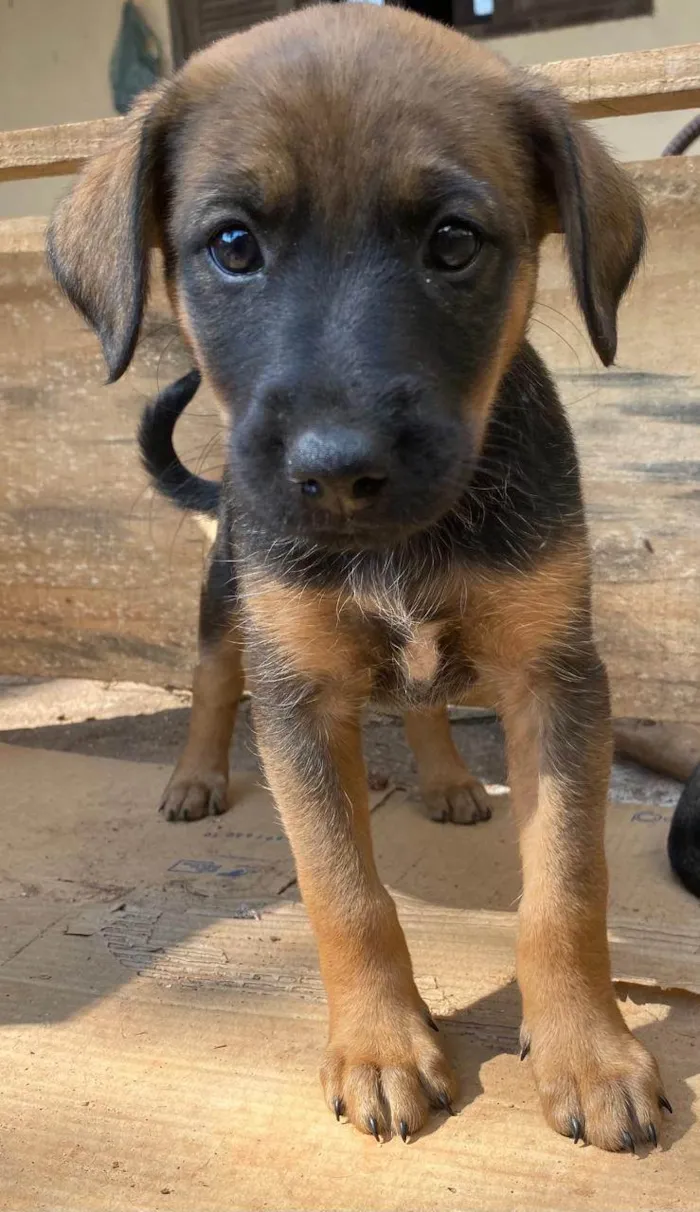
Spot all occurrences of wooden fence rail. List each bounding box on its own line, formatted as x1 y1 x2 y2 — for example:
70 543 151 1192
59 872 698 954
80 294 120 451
1 42 700 183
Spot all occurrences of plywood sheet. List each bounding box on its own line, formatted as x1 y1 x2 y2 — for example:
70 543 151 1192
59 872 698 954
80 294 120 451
0 743 699 1211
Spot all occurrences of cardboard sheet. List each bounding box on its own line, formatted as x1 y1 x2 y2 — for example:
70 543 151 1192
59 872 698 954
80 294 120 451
0 743 698 1211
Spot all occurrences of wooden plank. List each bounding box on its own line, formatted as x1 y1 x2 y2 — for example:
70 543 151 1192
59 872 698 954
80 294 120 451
0 160 698 717
534 41 700 119
1 42 700 183
613 720 700 782
0 116 121 184
530 164 700 722
0 216 49 254
1 746 699 1211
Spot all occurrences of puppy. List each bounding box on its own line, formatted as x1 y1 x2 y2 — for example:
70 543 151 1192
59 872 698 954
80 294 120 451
48 4 669 1150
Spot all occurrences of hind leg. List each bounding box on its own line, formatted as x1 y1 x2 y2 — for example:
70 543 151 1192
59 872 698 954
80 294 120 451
404 705 492 825
160 530 244 822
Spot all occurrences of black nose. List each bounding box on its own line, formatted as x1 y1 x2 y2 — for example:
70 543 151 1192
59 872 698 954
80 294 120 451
286 427 387 514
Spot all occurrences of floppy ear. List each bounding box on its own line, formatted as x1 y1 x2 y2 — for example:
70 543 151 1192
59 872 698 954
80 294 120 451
46 84 172 382
519 82 645 366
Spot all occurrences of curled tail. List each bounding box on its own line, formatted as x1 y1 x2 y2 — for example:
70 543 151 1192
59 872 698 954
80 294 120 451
138 369 220 517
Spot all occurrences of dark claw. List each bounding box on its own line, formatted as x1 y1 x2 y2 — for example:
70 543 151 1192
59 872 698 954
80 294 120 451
333 1097 343 1122
438 1093 455 1116
659 1096 673 1115
427 1014 439 1032
570 1117 583 1145
621 1131 636 1154
520 1040 530 1062
647 1123 658 1148
368 1115 381 1142
399 1120 409 1143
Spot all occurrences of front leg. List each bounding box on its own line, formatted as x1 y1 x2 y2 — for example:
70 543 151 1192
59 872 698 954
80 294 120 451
501 639 668 1151
251 649 456 1139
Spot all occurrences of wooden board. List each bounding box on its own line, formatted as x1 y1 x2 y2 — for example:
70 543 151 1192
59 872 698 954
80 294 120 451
1 743 699 1211
1 41 699 184
0 159 698 718
0 116 121 184
532 42 700 119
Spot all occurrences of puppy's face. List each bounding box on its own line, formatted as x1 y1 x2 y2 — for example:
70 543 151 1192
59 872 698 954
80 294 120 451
48 5 644 551
172 20 536 548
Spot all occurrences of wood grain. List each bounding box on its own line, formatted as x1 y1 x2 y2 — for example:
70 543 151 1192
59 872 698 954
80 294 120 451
0 117 122 184
2 741 697 1212
613 720 700 782
0 161 698 718
1 42 700 183
534 41 700 119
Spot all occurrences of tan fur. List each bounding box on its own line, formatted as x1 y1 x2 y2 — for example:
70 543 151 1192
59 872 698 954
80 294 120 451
256 703 456 1136
404 705 492 825
402 623 442 684
159 620 245 822
467 544 590 672
499 673 664 1151
241 569 370 689
467 261 539 450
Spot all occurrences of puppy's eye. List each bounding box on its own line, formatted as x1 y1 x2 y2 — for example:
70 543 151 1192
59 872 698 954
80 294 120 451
427 221 481 274
209 226 263 275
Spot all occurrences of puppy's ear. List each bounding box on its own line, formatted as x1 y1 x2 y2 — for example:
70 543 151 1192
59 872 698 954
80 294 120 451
519 82 645 366
47 85 172 382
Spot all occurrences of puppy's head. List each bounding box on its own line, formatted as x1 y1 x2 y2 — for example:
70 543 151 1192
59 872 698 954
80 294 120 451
48 4 644 550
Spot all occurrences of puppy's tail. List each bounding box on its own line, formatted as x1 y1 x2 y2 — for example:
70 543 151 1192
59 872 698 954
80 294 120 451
138 369 220 517
668 762 700 898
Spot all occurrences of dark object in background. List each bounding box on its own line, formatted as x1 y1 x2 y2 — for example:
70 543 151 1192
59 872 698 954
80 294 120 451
661 112 700 897
453 0 652 39
668 763 700 898
110 1 163 115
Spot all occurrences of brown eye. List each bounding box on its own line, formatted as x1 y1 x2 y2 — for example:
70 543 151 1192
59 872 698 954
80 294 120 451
427 221 481 273
209 226 263 275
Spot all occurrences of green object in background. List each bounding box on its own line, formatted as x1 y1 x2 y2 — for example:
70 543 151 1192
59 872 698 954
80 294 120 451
109 1 163 115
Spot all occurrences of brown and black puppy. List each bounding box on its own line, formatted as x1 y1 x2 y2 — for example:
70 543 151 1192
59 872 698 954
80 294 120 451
48 4 670 1151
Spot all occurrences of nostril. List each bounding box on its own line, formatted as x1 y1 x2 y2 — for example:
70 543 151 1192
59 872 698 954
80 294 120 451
352 475 386 501
300 478 323 498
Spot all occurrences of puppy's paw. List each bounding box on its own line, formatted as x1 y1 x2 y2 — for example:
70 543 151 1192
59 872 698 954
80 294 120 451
159 770 229 822
321 1002 456 1141
421 775 492 825
523 1014 668 1152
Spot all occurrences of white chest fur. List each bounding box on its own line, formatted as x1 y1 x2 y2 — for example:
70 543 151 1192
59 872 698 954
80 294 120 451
401 621 443 684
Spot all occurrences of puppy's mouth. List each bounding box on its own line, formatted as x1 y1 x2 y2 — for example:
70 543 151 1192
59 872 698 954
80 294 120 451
300 510 415 551
280 466 475 552
230 409 477 552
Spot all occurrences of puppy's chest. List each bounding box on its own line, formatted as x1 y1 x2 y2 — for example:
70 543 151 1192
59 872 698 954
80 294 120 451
357 591 477 708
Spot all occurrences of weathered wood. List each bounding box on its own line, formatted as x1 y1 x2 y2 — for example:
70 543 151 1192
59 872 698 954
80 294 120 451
1 42 700 183
533 41 700 119
613 720 700 783
529 161 700 722
2 744 698 1211
0 160 698 718
0 216 49 255
0 117 122 184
